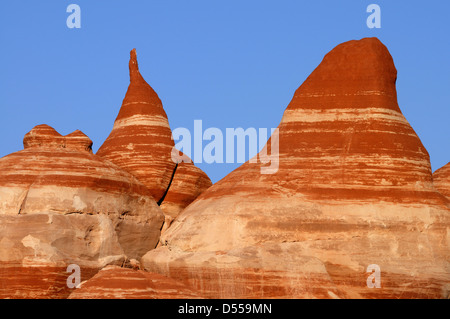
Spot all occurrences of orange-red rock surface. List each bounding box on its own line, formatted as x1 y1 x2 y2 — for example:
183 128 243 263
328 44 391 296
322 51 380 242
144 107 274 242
0 125 164 298
96 49 211 218
433 163 450 199
68 265 202 299
142 38 450 298
97 49 176 203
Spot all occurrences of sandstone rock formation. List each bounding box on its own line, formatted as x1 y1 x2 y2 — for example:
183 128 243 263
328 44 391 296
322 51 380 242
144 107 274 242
97 49 177 203
97 49 211 221
68 265 202 299
0 48 214 298
0 125 164 298
433 163 450 199
142 38 450 298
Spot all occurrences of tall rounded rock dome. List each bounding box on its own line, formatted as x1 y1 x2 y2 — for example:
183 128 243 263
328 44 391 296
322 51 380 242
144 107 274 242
142 38 450 299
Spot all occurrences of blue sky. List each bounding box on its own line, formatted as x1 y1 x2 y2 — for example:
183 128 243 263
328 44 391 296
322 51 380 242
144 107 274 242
1 1 449 183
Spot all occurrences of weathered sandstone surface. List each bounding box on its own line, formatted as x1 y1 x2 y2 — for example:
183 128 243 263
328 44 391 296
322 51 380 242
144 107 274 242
68 265 202 299
142 38 450 298
0 125 164 298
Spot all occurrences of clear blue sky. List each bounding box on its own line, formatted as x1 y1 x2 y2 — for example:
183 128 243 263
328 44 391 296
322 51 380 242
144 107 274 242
1 1 449 183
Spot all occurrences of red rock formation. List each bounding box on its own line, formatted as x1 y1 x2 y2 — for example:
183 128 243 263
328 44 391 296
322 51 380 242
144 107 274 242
68 265 202 299
97 49 176 203
142 38 450 298
96 49 212 224
433 163 450 199
0 125 164 298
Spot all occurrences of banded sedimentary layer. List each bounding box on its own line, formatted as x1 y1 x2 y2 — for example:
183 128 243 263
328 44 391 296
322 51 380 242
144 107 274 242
0 125 164 298
68 265 202 299
433 163 450 199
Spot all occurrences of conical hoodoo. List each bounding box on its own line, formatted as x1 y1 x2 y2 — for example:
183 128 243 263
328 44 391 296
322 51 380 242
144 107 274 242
97 49 177 203
97 49 212 220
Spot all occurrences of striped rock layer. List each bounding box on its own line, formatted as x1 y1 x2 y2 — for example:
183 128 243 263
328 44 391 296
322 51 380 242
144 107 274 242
433 163 450 199
0 125 164 298
68 265 202 299
142 38 450 298
97 49 212 219
97 49 176 203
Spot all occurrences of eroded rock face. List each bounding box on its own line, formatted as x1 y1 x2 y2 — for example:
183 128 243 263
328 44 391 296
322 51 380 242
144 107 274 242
142 38 450 298
0 214 120 298
433 163 450 199
97 49 176 203
0 125 164 298
68 265 202 299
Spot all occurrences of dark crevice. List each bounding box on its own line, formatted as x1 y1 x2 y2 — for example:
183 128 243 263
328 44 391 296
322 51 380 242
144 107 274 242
157 163 178 206
18 174 40 214
18 188 29 215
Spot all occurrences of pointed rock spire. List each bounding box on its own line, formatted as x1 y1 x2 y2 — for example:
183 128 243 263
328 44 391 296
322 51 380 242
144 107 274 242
129 48 142 82
97 49 176 202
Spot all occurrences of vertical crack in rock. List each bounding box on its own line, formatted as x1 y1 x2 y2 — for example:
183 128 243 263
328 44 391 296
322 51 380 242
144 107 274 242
157 163 178 206
18 174 41 215
18 188 29 215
